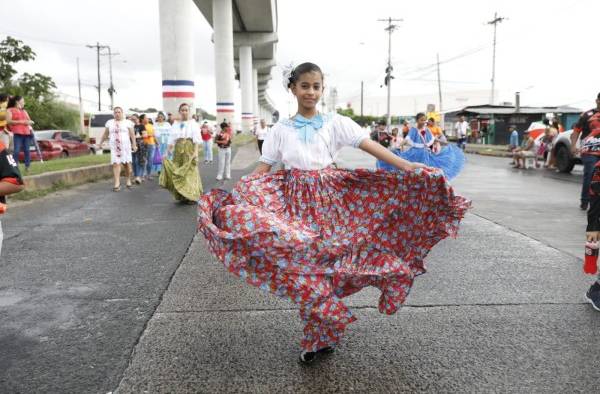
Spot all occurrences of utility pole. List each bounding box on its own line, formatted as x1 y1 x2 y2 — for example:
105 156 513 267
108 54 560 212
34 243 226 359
86 42 103 110
436 53 443 130
487 12 506 105
76 58 84 135
101 47 119 110
378 17 402 128
360 80 364 117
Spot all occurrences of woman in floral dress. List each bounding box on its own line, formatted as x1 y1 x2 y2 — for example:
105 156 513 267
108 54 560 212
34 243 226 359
198 63 470 364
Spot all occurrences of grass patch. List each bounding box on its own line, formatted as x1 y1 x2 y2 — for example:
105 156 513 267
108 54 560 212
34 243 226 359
10 180 71 201
232 133 256 147
20 154 111 176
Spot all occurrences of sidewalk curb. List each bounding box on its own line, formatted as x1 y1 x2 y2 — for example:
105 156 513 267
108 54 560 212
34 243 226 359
23 163 113 191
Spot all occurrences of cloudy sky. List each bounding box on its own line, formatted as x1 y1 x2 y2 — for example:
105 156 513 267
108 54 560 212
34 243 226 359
5 0 600 118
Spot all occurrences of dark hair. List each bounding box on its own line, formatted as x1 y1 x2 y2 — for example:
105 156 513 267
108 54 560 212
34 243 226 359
113 106 123 112
377 119 387 126
0 93 8 103
416 112 426 121
157 111 165 119
287 62 324 88
542 119 550 126
597 92 600 99
220 121 229 129
8 95 23 108
138 114 146 121
428 117 435 122
178 102 189 112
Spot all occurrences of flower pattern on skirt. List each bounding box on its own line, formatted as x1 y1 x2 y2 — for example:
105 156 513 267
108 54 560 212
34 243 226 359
197 167 470 351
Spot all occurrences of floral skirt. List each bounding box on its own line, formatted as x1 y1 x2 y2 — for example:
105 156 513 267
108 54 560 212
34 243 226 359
159 139 202 201
377 146 466 180
197 167 470 351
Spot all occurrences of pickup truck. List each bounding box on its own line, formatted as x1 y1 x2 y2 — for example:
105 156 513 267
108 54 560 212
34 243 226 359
552 129 581 173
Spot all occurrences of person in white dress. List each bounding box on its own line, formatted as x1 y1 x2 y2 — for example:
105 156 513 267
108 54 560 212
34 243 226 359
100 107 137 191
254 118 269 154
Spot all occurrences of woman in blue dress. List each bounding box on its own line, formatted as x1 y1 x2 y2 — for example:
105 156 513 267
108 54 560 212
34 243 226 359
377 112 465 180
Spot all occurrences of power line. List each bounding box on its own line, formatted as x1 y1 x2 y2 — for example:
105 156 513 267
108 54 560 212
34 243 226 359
0 31 86 47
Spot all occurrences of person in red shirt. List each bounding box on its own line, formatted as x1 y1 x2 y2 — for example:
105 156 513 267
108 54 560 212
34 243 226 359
6 96 34 172
571 92 600 210
214 121 232 180
0 140 24 255
200 121 213 163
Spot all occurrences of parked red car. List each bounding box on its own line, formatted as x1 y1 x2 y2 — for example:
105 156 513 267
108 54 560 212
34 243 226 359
36 130 95 157
17 138 63 162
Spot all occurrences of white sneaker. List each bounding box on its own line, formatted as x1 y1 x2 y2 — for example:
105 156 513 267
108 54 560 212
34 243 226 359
225 176 231 180
216 175 223 181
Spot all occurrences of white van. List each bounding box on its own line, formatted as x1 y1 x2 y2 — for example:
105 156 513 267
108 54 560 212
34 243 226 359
88 112 115 152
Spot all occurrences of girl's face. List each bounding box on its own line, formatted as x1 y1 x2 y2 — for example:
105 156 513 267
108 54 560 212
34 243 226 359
179 105 189 120
417 116 427 128
291 71 323 113
156 114 165 123
17 98 25 108
114 107 123 120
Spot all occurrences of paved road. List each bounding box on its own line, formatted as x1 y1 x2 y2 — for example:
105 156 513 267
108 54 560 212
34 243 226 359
0 145 255 393
2 145 599 393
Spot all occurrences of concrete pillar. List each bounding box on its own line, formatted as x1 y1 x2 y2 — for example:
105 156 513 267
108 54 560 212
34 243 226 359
213 0 235 124
239 46 253 133
158 0 195 115
252 68 259 129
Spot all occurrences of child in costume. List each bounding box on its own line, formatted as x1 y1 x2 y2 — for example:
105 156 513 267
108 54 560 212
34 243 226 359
377 112 465 180
197 63 470 364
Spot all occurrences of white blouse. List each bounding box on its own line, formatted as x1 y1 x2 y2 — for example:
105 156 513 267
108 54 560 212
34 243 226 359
169 120 201 145
259 113 368 170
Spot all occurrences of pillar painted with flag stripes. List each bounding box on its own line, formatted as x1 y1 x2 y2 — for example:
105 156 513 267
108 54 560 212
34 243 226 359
239 45 253 133
158 0 195 115
213 0 235 125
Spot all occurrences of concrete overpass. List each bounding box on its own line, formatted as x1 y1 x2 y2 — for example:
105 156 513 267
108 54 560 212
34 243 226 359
158 0 278 131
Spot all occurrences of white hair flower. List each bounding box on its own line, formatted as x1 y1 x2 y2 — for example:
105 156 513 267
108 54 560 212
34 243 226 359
281 62 295 91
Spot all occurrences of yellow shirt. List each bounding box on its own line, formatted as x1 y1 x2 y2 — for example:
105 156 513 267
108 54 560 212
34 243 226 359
429 125 442 137
0 102 7 129
143 124 156 145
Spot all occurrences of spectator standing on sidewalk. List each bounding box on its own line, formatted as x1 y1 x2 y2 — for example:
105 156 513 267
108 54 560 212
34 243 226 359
99 107 137 191
0 94 10 148
200 121 213 163
508 125 519 165
254 118 269 154
0 138 23 256
454 115 469 151
6 96 34 173
215 121 232 180
571 93 600 210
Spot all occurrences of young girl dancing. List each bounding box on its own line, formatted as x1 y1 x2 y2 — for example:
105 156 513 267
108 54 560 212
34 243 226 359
377 112 465 180
198 63 470 364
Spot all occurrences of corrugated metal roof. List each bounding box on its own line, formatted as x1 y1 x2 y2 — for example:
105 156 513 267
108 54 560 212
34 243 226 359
459 104 581 115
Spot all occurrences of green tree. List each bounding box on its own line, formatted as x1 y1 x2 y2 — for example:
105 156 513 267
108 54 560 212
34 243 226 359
0 36 79 132
18 72 56 100
0 36 35 85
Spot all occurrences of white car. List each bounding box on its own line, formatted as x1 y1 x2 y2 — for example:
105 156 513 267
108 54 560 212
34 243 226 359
552 129 581 173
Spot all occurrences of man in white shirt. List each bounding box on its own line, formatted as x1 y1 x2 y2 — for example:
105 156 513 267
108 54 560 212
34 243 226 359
254 119 269 154
454 115 469 150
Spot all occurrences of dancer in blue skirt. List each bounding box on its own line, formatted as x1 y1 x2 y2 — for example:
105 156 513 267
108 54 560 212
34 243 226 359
377 112 465 180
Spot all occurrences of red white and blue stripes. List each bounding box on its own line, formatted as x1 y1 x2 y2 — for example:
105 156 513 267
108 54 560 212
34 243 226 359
217 102 235 115
162 80 195 99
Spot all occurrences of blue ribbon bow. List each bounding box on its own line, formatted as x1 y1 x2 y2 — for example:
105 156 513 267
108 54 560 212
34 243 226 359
293 114 323 144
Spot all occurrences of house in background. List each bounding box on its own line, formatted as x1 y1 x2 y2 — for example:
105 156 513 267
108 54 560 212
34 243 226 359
444 104 582 145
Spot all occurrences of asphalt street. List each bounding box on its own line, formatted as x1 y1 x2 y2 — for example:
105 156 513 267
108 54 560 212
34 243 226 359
2 143 599 393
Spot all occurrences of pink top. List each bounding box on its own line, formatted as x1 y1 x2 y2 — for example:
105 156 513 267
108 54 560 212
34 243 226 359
8 108 30 135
